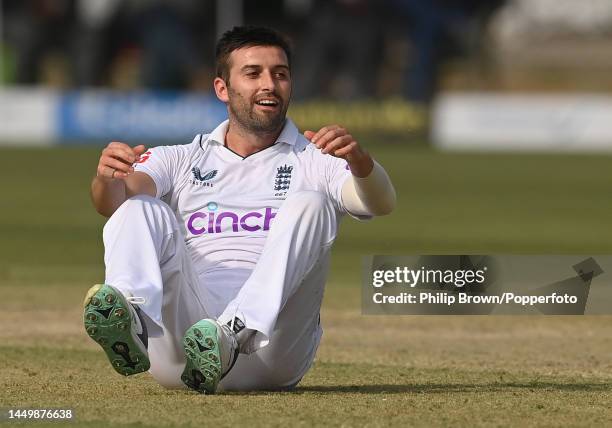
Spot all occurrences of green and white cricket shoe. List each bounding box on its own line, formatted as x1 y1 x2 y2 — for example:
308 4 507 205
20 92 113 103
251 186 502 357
83 284 150 376
181 319 239 394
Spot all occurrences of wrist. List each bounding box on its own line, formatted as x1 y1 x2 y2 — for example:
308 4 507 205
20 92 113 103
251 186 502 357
346 149 374 178
95 175 118 183
94 175 125 190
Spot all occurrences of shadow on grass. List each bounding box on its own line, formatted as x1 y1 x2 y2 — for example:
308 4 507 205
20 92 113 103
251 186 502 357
291 382 612 394
219 381 612 396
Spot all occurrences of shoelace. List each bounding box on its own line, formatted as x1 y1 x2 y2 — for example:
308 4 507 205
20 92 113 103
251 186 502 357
123 294 148 348
126 296 146 305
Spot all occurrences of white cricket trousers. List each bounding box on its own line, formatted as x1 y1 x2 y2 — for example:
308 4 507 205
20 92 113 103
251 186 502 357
102 191 338 391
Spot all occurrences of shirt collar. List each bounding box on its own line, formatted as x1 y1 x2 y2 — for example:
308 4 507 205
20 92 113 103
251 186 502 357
207 118 299 146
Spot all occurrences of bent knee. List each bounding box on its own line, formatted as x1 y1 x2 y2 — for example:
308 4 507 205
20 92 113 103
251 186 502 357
107 195 166 219
103 195 176 239
120 194 165 211
105 195 170 224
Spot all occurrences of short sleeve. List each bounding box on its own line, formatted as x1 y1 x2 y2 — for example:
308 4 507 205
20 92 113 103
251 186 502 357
323 155 352 213
315 151 373 221
133 145 178 198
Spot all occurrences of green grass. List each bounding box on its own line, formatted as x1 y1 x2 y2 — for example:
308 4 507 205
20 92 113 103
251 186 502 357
1 145 612 427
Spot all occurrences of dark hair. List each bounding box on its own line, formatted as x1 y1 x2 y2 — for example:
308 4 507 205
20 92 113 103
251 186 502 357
215 26 292 82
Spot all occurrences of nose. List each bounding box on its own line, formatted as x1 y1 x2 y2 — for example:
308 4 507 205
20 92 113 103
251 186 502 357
260 70 276 91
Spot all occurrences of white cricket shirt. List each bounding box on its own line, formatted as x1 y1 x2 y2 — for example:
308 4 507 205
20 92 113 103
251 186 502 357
134 118 353 310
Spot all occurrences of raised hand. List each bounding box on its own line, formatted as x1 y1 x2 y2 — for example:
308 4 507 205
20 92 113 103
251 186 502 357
96 142 147 179
304 125 373 177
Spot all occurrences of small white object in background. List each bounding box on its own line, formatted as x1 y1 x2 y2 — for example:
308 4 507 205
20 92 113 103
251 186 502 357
433 92 612 152
0 89 57 146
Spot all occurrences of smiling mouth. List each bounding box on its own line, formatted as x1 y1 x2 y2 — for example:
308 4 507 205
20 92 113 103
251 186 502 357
254 99 280 108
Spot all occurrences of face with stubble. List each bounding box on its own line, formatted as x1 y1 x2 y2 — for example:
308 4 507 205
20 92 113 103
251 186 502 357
215 45 291 134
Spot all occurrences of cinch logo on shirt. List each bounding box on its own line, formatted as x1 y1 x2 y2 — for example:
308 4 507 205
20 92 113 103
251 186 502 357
186 208 277 235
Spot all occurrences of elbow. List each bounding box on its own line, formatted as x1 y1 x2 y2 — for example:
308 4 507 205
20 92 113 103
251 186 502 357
94 204 114 218
369 189 397 216
372 202 396 217
91 197 119 218
372 203 395 217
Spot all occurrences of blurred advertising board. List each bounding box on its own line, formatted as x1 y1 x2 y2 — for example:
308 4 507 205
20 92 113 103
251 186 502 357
6 89 611 150
433 93 612 152
0 89 427 146
58 91 227 143
0 89 56 145
0 89 227 145
288 98 426 136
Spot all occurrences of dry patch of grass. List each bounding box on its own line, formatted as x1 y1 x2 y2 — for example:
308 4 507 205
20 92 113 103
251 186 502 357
2 284 612 427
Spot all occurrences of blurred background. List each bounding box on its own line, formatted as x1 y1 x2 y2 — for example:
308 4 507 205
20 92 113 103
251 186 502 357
2 2 612 422
1 0 611 147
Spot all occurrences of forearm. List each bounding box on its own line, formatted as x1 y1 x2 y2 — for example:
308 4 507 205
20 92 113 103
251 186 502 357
345 147 374 178
303 124 396 215
91 176 128 217
341 161 396 216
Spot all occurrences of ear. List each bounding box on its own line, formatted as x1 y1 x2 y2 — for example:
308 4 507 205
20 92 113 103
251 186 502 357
214 77 229 103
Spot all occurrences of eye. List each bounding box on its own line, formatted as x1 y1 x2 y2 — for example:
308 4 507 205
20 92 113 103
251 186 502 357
275 72 288 79
245 71 258 78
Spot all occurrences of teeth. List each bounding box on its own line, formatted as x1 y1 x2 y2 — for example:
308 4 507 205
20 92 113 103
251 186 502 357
257 100 277 106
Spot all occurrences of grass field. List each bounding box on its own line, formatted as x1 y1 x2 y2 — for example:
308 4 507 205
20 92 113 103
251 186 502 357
2 145 612 427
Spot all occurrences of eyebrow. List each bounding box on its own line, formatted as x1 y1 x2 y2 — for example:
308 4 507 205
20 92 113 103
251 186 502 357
241 64 290 72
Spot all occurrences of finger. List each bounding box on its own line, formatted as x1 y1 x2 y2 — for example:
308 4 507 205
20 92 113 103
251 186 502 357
107 141 133 151
100 156 134 174
133 144 147 156
321 135 353 155
304 130 316 140
310 126 330 143
109 152 136 167
108 166 129 179
312 125 341 144
106 165 125 179
107 142 145 163
98 160 131 177
314 128 346 150
311 125 341 143
104 146 138 164
332 141 358 158
111 155 135 167
97 163 129 179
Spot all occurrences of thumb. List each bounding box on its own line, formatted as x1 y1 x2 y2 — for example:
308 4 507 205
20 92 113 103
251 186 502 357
133 144 147 155
304 130 315 141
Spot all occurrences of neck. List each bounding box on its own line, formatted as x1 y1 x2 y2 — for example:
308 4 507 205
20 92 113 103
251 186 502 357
225 119 285 158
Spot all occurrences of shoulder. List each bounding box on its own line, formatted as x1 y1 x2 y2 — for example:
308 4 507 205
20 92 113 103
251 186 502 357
291 135 327 171
136 135 205 169
151 135 205 156
292 134 349 181
293 134 324 161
